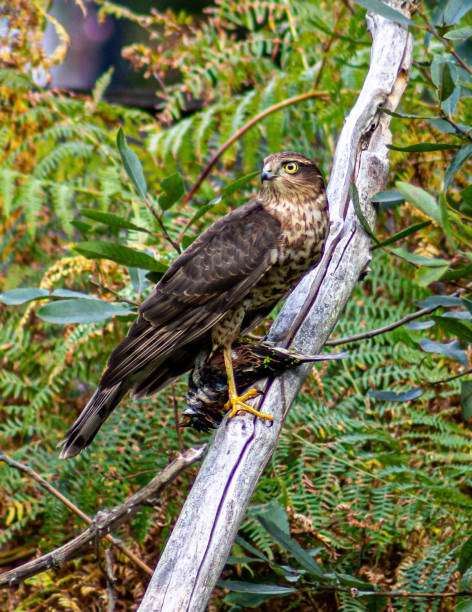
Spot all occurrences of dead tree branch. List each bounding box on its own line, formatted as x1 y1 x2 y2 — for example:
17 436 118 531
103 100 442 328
138 2 414 611
0 446 205 588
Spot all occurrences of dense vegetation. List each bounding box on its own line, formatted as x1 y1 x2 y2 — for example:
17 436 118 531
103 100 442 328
1 0 472 610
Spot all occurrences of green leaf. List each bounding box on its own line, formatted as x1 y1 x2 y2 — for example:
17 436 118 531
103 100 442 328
218 580 296 595
459 535 472 574
456 598 472 612
389 143 459 152
405 320 435 330
81 208 150 233
464 299 472 316
369 388 423 402
443 311 472 320
379 108 432 120
438 62 455 102
419 338 469 366
352 0 414 26
158 173 185 211
74 240 167 272
461 381 472 425
373 221 431 250
392 248 449 267
395 182 441 224
70 220 92 236
222 592 272 608
429 118 469 134
235 537 270 563
116 127 147 199
257 502 290 535
432 315 472 344
350 183 378 244
371 190 404 204
415 264 449 286
445 144 472 190
417 296 463 308
0 288 49 305
438 192 456 248
257 514 326 579
37 298 133 324
51 289 98 300
220 171 259 197
444 25 472 40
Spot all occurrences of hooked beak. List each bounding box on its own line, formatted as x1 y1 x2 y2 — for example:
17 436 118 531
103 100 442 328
261 169 276 182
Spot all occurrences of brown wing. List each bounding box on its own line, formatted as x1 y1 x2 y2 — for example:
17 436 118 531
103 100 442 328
100 198 282 387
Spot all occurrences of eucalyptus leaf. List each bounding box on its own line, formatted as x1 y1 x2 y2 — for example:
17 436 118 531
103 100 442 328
0 288 50 305
220 171 259 197
444 26 472 40
405 320 435 330
389 143 459 152
81 208 149 233
442 310 472 320
459 534 472 574
395 182 441 224
158 173 185 211
373 221 431 250
415 264 449 286
352 0 414 26
369 388 423 402
257 514 326 579
392 248 449 267
417 295 463 308
419 338 469 366
438 61 455 102
350 183 378 243
218 580 295 595
74 240 167 272
444 144 472 190
432 315 472 343
461 381 472 425
37 298 133 324
116 127 147 199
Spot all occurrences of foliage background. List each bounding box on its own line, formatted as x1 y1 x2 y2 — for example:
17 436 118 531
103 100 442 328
1 0 472 610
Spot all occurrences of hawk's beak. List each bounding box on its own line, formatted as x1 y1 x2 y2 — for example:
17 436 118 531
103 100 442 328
261 169 276 182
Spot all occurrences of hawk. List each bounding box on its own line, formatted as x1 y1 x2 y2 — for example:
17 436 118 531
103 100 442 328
59 152 329 459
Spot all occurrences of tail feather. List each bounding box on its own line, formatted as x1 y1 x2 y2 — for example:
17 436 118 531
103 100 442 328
58 383 125 459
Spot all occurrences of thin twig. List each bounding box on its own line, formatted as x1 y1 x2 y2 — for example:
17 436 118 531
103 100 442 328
89 279 139 307
177 90 329 215
305 583 472 600
325 304 442 346
104 549 117 612
144 198 181 254
0 447 206 587
0 449 152 576
417 3 472 79
430 366 472 386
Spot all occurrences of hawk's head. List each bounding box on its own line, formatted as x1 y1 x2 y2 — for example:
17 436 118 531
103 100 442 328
260 152 324 201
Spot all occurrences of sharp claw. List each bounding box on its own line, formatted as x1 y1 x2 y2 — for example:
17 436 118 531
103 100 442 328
225 388 273 422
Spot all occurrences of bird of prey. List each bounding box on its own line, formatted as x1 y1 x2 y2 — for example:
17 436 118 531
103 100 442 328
58 151 329 459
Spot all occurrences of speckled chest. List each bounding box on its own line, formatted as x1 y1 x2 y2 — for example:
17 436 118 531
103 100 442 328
212 192 329 347
246 193 329 308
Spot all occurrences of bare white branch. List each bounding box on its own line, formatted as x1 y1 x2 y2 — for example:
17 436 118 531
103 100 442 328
138 4 414 611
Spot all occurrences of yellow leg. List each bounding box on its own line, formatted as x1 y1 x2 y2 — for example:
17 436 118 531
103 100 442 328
223 345 273 422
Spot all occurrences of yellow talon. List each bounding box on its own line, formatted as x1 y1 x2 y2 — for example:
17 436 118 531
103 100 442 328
223 345 273 422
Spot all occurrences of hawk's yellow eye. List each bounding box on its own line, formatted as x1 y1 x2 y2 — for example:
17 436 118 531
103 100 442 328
284 162 299 174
